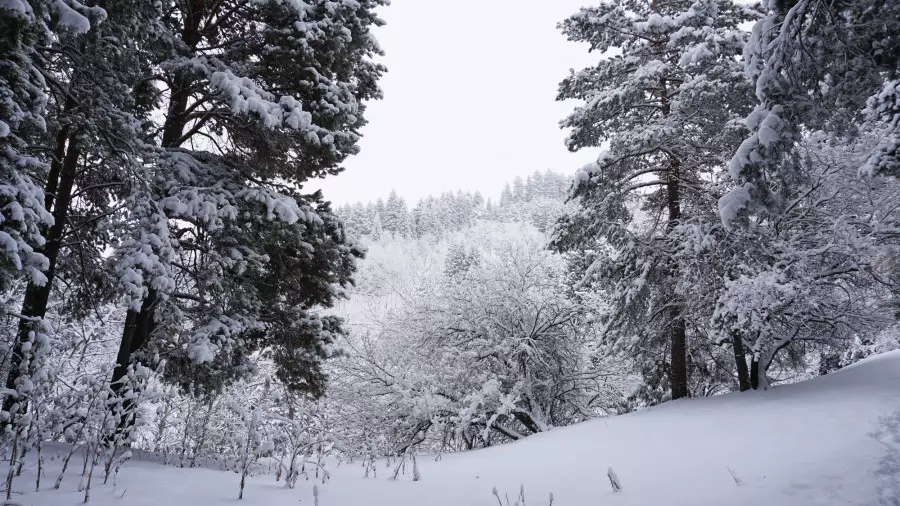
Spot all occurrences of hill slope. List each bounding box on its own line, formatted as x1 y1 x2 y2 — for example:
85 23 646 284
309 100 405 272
13 351 900 506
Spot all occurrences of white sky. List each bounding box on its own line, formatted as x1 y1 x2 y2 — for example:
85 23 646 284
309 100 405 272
313 0 602 205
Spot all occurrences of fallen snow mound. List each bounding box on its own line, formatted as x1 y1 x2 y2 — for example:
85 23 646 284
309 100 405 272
14 351 900 506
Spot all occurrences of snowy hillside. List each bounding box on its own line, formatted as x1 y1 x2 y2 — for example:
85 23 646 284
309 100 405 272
14 351 900 506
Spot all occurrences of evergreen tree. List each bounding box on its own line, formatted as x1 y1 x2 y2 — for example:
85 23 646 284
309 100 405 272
443 243 479 279
0 1 57 300
103 0 386 430
1 0 148 418
551 0 757 400
721 0 900 224
383 189 410 237
714 0 900 387
500 183 513 207
512 176 526 203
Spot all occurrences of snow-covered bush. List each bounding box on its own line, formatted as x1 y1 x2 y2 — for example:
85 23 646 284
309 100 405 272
331 223 623 453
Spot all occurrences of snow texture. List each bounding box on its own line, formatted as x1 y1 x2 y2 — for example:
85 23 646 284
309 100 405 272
52 0 90 32
12 350 900 506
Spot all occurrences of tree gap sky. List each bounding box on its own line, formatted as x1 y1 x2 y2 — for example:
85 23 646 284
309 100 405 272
313 0 602 204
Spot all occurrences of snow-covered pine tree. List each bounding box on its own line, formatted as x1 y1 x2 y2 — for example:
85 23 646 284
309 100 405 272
711 131 900 390
0 1 58 303
106 0 385 433
383 190 410 237
3 0 159 419
0 3 57 427
500 184 513 207
158 191 363 398
551 0 758 399
714 0 900 388
721 0 900 225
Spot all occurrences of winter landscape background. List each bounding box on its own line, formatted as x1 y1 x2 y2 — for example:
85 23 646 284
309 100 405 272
0 0 898 505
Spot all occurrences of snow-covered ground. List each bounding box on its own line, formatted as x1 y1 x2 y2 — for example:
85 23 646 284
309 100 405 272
12 351 900 506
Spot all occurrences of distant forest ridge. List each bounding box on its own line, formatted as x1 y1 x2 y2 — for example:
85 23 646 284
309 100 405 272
337 170 572 238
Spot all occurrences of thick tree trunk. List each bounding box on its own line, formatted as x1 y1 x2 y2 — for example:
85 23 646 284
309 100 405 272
660 71 688 400
109 290 157 440
2 130 81 416
732 332 751 391
749 338 789 390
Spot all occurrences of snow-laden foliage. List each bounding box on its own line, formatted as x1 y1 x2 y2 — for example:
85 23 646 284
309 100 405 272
722 0 900 223
330 222 623 453
551 0 899 400
0 0 898 499
0 0 60 299
551 0 760 400
704 0 900 388
104 0 385 404
710 133 900 388
0 0 386 493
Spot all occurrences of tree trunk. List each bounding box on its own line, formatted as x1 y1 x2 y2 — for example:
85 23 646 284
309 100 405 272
749 356 760 390
669 314 688 399
660 70 688 400
749 337 790 390
108 293 156 440
732 332 751 391
2 129 81 416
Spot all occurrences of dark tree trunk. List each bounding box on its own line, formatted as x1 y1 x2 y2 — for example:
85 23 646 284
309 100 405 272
661 75 688 400
669 314 688 399
2 129 81 416
749 357 760 390
749 339 790 390
108 303 152 439
732 332 751 392
513 411 542 435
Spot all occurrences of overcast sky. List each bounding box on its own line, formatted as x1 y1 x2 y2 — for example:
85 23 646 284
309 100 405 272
313 0 601 205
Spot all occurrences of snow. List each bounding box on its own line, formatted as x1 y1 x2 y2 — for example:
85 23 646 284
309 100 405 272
14 350 900 506
718 181 753 228
53 0 91 33
756 105 785 147
0 0 30 15
208 71 313 131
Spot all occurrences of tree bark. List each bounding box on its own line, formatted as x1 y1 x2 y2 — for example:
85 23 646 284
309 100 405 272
669 312 688 399
749 337 790 390
732 332 751 391
666 173 687 400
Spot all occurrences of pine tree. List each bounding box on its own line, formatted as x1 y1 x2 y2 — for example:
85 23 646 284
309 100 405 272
383 189 410 237
714 0 900 387
551 0 757 400
500 183 513 207
0 0 70 296
2 0 161 419
512 176 526 203
104 0 386 433
722 0 900 224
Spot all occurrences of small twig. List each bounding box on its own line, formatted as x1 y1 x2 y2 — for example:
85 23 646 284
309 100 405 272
727 466 744 486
